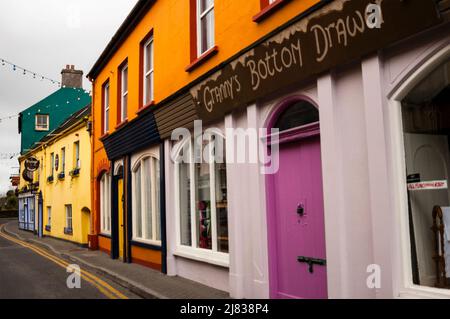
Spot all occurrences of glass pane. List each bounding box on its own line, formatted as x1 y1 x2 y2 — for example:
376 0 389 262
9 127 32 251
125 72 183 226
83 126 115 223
179 162 192 246
195 158 212 250
135 165 142 239
122 67 128 92
401 59 450 288
155 159 161 241
274 101 319 132
144 158 152 240
145 41 153 73
123 94 128 120
215 160 228 253
200 10 214 54
145 73 153 105
200 0 213 13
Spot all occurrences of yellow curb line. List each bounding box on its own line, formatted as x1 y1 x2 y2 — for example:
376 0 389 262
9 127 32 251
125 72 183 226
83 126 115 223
0 224 128 300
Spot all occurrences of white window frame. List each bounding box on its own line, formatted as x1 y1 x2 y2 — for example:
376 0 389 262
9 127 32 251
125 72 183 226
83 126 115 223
103 83 110 134
74 141 80 169
174 135 229 267
100 173 111 235
47 206 51 227
65 204 72 230
120 64 128 122
196 0 215 57
35 114 49 131
388 44 450 299
132 154 161 246
143 36 154 106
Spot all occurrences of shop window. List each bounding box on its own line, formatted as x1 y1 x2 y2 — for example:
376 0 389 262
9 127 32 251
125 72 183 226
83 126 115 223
100 173 111 235
401 59 450 289
175 133 229 260
35 114 49 131
132 156 161 245
274 100 319 132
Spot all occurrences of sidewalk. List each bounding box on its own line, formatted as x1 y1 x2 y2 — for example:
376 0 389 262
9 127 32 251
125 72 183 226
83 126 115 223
2 220 230 299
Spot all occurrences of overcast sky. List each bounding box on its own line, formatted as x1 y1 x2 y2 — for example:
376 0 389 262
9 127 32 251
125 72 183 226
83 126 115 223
0 0 138 195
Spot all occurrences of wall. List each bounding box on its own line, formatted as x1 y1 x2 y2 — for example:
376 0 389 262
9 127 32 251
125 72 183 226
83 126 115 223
20 122 92 244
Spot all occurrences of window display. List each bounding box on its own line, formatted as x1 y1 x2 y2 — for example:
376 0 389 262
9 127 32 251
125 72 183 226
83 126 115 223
402 59 450 289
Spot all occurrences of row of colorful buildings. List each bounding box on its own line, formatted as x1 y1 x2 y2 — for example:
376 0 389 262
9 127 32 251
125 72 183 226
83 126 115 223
17 0 450 299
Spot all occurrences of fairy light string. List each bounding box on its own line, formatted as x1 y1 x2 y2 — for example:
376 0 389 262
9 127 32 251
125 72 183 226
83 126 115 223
0 58 62 87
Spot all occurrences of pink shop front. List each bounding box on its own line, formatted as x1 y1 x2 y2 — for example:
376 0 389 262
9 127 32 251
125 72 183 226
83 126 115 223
161 0 450 299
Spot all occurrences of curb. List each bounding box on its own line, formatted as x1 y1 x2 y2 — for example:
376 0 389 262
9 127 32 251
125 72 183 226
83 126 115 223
2 221 167 300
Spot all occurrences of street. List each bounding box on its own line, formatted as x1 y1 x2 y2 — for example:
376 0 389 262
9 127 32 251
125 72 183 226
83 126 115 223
0 219 136 299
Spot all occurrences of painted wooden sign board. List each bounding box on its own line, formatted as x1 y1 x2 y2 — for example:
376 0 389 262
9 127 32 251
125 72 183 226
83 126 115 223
190 0 442 123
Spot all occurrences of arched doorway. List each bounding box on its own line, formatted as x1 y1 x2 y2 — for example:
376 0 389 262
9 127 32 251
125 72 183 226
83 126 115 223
265 96 327 299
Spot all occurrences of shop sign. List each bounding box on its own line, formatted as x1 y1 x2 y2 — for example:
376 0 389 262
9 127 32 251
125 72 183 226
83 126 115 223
24 156 40 172
190 0 442 123
407 180 448 191
22 169 34 183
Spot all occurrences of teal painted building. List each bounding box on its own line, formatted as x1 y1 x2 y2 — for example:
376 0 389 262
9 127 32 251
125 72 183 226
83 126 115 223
19 66 91 154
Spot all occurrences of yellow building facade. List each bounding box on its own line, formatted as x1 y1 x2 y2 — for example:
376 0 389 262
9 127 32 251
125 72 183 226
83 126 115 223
19 106 92 245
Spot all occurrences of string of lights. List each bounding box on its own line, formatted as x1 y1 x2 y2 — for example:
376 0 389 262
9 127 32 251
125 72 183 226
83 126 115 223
0 57 61 86
0 114 19 123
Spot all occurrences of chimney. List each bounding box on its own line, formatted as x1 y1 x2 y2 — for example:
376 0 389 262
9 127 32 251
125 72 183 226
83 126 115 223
61 64 83 89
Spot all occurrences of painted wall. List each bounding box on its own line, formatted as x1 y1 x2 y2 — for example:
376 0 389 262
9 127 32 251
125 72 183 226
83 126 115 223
19 88 90 154
19 121 92 245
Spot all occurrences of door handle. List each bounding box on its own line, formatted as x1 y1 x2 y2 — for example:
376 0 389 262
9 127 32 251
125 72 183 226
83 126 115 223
298 256 326 274
297 204 305 217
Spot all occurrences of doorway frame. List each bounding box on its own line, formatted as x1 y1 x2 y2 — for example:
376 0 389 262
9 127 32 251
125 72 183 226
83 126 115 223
264 95 326 299
111 161 125 261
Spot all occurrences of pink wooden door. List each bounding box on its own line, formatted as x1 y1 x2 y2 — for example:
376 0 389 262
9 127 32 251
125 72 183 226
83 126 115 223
267 132 327 299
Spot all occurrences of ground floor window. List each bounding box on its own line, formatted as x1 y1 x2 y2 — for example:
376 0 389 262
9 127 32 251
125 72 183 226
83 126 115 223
100 172 111 235
175 134 229 257
47 206 51 227
132 155 161 245
401 58 450 289
65 204 73 231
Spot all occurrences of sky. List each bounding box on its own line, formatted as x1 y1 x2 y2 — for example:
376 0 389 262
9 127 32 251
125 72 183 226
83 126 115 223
0 0 138 195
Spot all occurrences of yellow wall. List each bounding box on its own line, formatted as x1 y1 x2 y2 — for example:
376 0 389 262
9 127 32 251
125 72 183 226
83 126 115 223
19 121 92 244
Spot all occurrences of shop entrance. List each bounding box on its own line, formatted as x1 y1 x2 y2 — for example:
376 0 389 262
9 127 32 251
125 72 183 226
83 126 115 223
112 163 126 261
266 97 327 299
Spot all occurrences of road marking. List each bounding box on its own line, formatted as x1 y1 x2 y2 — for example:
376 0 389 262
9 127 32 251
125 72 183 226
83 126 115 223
0 225 128 299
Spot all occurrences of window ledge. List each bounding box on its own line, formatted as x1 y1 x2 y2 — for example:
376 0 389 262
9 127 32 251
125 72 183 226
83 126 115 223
185 46 219 73
45 225 51 232
64 228 73 235
99 132 110 141
174 247 229 268
137 101 155 115
253 0 291 23
115 119 129 130
131 239 162 251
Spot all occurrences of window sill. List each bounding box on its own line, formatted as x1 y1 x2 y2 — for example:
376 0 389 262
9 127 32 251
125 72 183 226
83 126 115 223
131 239 162 251
115 119 128 130
45 225 51 232
99 233 111 239
185 46 219 73
253 0 291 23
99 133 110 141
35 128 50 132
174 246 229 268
64 228 73 236
47 176 54 183
137 101 155 115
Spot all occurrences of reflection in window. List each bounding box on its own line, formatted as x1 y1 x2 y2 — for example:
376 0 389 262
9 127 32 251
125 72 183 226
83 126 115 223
176 134 229 255
401 59 450 289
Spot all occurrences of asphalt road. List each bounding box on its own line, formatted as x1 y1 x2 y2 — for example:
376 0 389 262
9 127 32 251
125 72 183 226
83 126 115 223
0 219 136 299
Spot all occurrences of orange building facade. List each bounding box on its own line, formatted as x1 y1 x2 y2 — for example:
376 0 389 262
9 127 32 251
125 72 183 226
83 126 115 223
89 0 319 274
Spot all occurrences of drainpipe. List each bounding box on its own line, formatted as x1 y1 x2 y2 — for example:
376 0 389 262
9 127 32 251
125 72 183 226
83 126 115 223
88 77 98 250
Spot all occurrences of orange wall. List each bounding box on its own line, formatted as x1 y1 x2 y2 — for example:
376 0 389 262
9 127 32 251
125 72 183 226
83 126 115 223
91 0 319 249
92 0 319 151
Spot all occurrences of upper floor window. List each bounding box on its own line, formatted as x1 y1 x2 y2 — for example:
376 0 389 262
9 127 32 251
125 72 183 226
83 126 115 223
103 82 110 134
143 36 154 106
119 63 128 123
50 152 55 177
197 0 215 56
61 147 66 173
74 141 80 169
35 114 49 131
